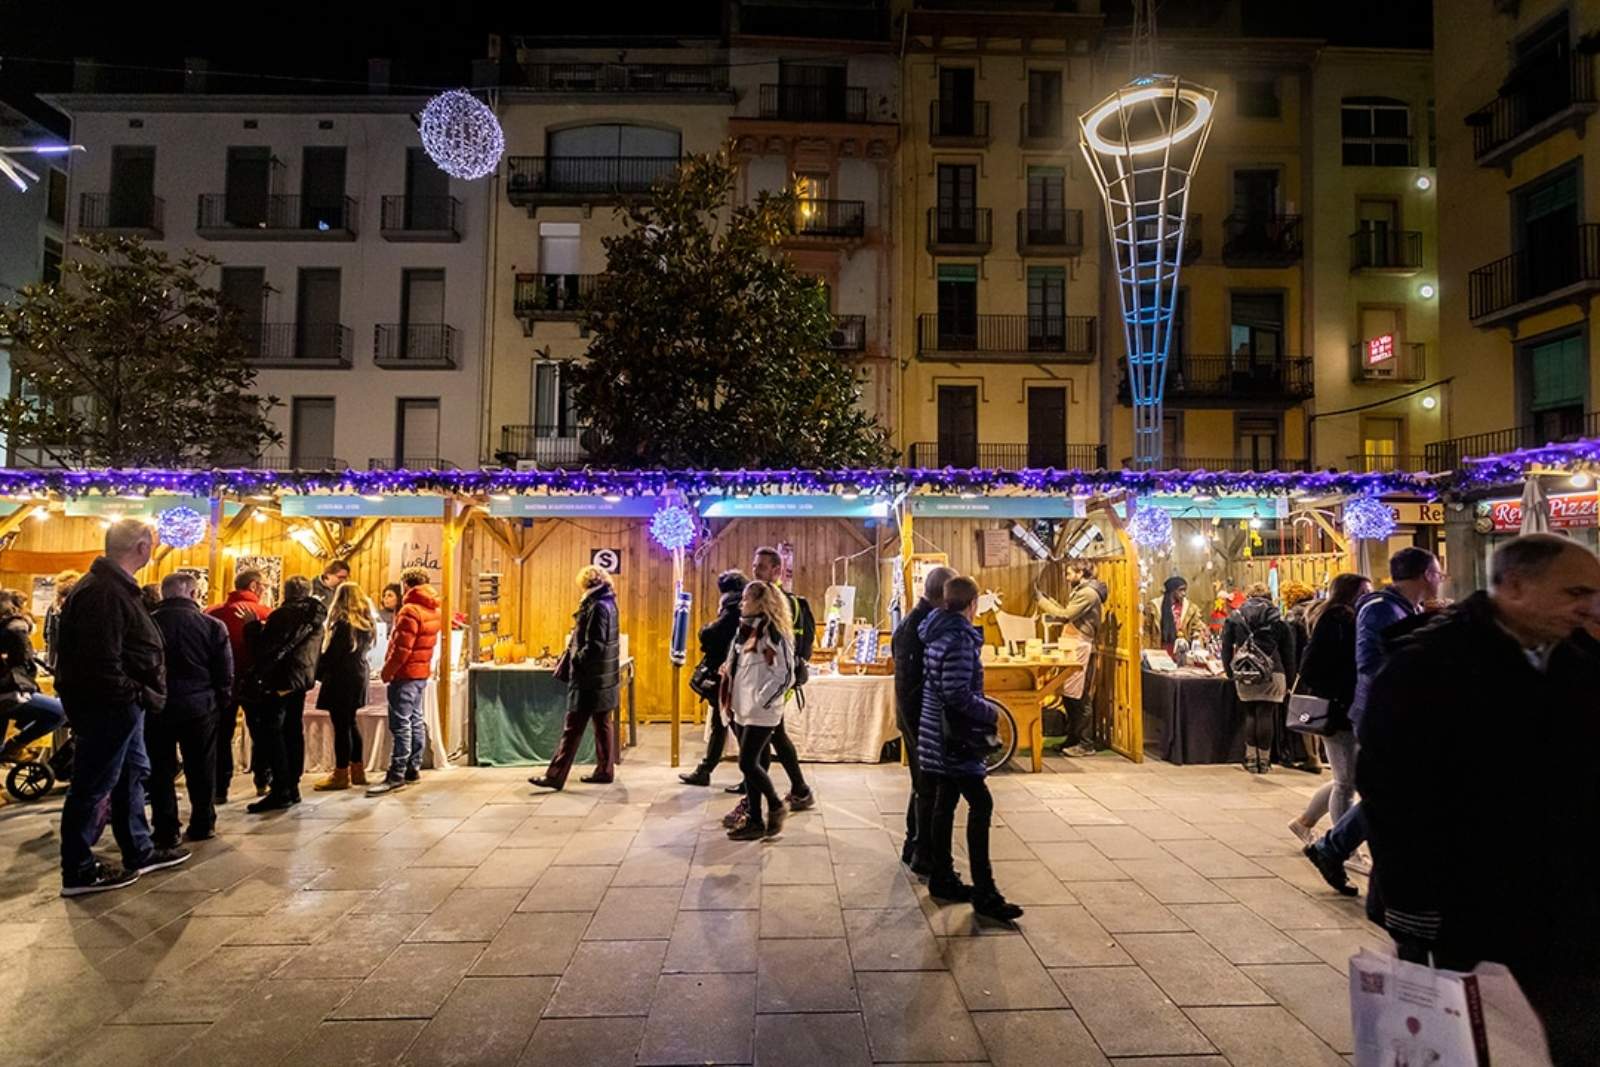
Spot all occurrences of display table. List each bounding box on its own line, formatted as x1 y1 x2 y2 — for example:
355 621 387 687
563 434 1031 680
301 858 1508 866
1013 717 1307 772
1141 668 1246 765
230 675 458 776
783 673 898 763
984 659 1084 772
468 658 636 767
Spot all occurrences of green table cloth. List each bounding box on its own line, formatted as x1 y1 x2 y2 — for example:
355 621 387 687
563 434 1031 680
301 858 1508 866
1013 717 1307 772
470 664 595 767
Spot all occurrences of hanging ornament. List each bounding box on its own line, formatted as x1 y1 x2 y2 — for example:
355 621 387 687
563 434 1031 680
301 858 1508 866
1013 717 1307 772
649 504 697 552
1342 494 1397 541
156 505 207 549
419 90 504 180
1127 505 1174 553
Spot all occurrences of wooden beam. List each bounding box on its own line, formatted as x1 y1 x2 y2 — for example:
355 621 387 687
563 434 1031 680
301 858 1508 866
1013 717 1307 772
830 518 872 551
516 519 562 564
472 513 518 558
339 516 385 559
0 503 39 542
437 498 470 752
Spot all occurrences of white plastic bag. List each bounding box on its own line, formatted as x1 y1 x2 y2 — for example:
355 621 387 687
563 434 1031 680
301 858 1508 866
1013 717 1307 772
1349 949 1490 1066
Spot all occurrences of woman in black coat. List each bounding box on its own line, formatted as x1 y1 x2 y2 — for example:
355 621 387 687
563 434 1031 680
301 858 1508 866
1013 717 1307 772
1221 583 1297 775
244 575 327 812
314 582 376 792
530 566 621 791
680 570 748 787
1287 573 1371 842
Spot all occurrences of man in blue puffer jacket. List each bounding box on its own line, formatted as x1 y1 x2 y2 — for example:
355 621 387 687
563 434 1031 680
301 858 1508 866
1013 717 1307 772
917 576 1024 922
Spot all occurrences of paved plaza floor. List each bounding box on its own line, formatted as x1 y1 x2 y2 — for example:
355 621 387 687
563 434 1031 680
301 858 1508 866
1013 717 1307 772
0 729 1382 1066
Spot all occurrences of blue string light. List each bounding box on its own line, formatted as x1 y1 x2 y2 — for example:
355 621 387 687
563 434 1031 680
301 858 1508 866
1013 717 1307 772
1128 505 1174 553
649 504 697 552
156 505 207 548
1342 495 1397 541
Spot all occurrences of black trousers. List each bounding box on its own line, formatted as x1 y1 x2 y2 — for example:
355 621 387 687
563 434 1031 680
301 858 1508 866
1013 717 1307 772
1243 701 1277 759
145 711 218 841
693 700 729 774
241 700 275 790
737 723 782 826
215 700 242 800
757 722 808 797
253 690 308 801
930 772 995 891
326 701 363 767
898 716 936 863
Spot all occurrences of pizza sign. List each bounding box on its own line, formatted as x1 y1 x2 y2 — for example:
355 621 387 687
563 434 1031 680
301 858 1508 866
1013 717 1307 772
1486 492 1599 532
1366 333 1395 366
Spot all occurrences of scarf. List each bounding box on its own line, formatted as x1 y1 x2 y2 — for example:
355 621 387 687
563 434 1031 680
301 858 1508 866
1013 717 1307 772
1159 577 1188 647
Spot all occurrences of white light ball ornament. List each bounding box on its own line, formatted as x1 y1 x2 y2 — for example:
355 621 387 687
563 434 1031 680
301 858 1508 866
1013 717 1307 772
419 90 504 181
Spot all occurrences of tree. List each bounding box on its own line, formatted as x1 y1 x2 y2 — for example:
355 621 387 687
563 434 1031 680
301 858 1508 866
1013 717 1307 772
0 235 280 467
568 148 891 468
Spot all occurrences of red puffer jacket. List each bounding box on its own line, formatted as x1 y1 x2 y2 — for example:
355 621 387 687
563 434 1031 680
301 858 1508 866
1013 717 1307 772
381 586 441 682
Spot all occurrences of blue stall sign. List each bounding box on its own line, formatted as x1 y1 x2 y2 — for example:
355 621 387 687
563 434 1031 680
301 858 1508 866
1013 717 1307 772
908 496 1084 519
65 495 211 518
281 495 446 518
487 496 662 518
700 494 890 519
1123 495 1290 520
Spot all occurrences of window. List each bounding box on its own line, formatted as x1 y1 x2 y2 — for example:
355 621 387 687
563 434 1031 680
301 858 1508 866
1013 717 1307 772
936 385 978 467
936 164 976 239
1027 267 1065 350
1162 413 1183 463
1027 387 1067 468
1516 165 1581 296
1026 70 1063 137
395 398 441 466
531 362 578 437
400 269 445 359
777 62 848 121
1232 169 1279 217
221 267 266 353
1358 306 1403 378
936 264 977 346
937 67 977 135
1026 166 1064 237
300 147 347 229
1230 292 1284 360
290 398 336 468
1235 415 1280 469
224 146 273 227
1524 333 1587 443
1361 417 1404 469
40 237 62 286
1236 79 1279 119
1341 98 1412 166
295 268 341 360
404 146 451 229
108 146 156 228
46 168 66 226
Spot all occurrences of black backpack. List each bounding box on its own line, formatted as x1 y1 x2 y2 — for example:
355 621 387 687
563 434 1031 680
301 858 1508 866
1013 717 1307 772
787 591 816 688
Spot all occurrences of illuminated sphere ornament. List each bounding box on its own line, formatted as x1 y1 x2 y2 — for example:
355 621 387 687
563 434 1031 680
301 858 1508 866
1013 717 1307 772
419 90 504 181
1127 505 1174 553
156 505 207 549
1342 495 1397 541
649 504 697 553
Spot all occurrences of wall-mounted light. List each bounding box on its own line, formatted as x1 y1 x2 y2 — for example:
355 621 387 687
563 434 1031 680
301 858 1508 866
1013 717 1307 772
1572 473 1593 488
1414 174 1433 191
1420 394 1438 411
1189 532 1208 549
1418 283 1437 299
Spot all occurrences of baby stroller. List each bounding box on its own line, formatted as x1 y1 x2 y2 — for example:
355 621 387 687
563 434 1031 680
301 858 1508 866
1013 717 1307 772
3 725 72 802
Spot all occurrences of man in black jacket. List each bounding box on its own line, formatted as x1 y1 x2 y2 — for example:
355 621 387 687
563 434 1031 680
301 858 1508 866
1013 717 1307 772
245 575 326 814
1357 534 1600 1065
679 569 747 787
891 564 955 871
148 572 233 845
56 519 188 896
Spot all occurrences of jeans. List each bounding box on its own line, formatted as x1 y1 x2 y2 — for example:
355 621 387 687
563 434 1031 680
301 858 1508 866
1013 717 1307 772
543 707 615 788
1298 731 1358 827
931 773 995 891
758 721 809 798
385 678 427 781
2 693 65 752
737 723 782 826
327 701 363 768
254 690 308 801
59 702 154 878
1316 800 1367 861
146 711 218 841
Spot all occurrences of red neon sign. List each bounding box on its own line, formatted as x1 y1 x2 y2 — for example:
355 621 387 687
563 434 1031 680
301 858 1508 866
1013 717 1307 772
1366 333 1395 366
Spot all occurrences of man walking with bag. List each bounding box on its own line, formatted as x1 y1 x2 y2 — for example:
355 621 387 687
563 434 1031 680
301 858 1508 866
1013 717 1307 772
891 564 955 871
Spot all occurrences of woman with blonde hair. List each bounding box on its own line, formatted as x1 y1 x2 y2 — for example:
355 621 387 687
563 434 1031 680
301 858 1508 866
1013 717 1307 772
313 581 376 790
530 565 620 791
722 579 797 840
43 569 80 670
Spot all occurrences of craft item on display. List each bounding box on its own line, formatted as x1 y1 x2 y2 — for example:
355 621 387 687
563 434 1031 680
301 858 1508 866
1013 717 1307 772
852 626 879 665
670 590 692 667
419 90 504 180
29 576 55 618
648 504 696 552
1342 494 1398 541
821 586 855 649
1128 505 1175 552
1142 649 1179 672
1010 522 1051 561
156 505 206 549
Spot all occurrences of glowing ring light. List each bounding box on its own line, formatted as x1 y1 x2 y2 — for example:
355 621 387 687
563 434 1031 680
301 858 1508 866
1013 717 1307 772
1082 86 1215 157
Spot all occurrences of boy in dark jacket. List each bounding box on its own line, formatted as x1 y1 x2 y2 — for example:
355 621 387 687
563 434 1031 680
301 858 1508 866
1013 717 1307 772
917 576 1023 922
891 565 955 870
148 572 233 844
245 575 326 813
680 569 748 787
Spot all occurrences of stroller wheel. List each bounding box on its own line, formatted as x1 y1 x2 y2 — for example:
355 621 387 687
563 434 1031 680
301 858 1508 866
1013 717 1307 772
6 760 55 801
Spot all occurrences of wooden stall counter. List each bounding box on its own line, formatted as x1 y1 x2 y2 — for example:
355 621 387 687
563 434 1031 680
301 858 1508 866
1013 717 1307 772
983 651 1086 773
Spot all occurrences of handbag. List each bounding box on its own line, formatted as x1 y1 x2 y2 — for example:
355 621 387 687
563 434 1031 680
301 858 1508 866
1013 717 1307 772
552 645 572 684
688 662 718 702
1285 691 1337 736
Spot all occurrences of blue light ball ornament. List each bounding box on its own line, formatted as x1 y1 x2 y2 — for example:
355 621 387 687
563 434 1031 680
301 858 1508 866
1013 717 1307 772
1342 494 1397 541
649 504 697 552
419 90 505 181
1127 505 1174 553
156 505 207 549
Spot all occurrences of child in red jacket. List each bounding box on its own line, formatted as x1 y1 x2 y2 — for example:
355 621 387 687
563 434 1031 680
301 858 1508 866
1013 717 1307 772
367 567 440 795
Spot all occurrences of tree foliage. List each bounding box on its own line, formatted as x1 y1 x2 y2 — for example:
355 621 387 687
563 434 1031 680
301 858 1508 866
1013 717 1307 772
568 148 890 468
0 235 280 467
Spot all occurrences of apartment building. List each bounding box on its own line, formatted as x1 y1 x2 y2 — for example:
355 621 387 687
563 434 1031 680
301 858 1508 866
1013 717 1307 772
42 74 489 471
1430 0 1600 470
0 102 68 424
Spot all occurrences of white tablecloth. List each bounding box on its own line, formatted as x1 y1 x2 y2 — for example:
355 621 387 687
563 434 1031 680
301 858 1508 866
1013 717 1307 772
783 673 899 763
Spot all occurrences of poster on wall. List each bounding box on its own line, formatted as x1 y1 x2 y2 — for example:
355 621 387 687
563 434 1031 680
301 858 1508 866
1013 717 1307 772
387 523 444 587
30 576 55 619
175 567 210 604
590 548 623 575
235 556 283 608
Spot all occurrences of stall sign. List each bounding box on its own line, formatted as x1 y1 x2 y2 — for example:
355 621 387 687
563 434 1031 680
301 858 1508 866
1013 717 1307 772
908 496 1083 519
489 496 660 518
282 494 445 518
1389 501 1444 526
699 494 889 518
1365 333 1395 366
387 523 444 585
66 494 209 518
1485 491 1598 532
1125 495 1290 519
590 548 623 574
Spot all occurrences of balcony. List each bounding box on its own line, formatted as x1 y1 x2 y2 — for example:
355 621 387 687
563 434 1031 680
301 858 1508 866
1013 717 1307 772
251 453 348 471
513 273 597 332
1467 55 1597 170
367 457 458 471
758 84 868 123
1351 340 1426 384
78 192 164 238
1118 356 1314 407
929 99 990 147
1019 103 1065 149
917 313 1095 363
1017 208 1083 256
505 156 680 211
927 207 992 254
518 63 730 95
380 196 461 242
1347 453 1428 473
1128 456 1312 473
1222 214 1302 267
497 425 588 468
374 324 458 369
906 442 1106 470
1349 229 1422 275
826 314 866 352
1468 223 1600 326
240 323 353 368
1424 412 1599 471
1133 214 1203 264
792 198 866 241
195 194 357 240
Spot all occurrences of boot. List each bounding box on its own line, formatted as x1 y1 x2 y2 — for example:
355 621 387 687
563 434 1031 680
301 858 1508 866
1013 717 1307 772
313 766 350 791
348 763 368 787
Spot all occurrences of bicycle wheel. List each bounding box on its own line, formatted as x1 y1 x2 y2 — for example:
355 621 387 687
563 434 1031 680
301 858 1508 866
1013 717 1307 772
982 698 1019 772
7 760 55 801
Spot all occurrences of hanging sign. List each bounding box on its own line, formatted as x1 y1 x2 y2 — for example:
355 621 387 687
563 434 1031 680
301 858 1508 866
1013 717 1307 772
699 494 889 519
282 494 445 518
387 522 444 585
1124 495 1290 520
590 548 623 574
1388 501 1444 526
1483 492 1598 532
1365 333 1395 366
908 495 1084 519
488 496 661 518
65 494 209 518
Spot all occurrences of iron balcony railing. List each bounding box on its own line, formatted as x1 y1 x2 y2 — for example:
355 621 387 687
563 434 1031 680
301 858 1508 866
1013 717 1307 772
238 322 352 366
1468 223 1600 321
1424 412 1600 470
380 195 461 237
518 63 729 93
374 324 458 367
758 84 868 122
1137 213 1202 262
78 192 164 234
927 206 992 252
1222 213 1303 265
514 273 598 318
1351 341 1426 383
917 313 1095 360
1468 54 1597 163
1347 453 1429 473
795 198 866 238
826 314 866 352
367 457 458 471
907 442 1106 470
505 156 681 197
1126 455 1312 473
1350 228 1423 272
196 194 357 235
1121 356 1314 402
498 425 588 467
1017 208 1084 253
1019 103 1064 146
252 454 347 471
929 99 991 144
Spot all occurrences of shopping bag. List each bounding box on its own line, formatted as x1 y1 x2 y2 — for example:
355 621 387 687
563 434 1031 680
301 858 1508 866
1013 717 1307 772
1349 949 1491 1066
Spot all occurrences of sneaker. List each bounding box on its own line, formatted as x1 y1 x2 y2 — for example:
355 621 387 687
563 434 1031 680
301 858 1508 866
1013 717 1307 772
246 793 294 814
722 798 749 828
1286 818 1317 846
367 777 406 797
927 876 973 903
678 770 712 787
727 821 767 841
60 861 139 898
784 789 816 812
404 768 420 783
183 827 215 843
1345 850 1373 877
971 890 1025 922
131 847 191 875
1303 844 1358 897
764 803 787 840
1066 741 1098 758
